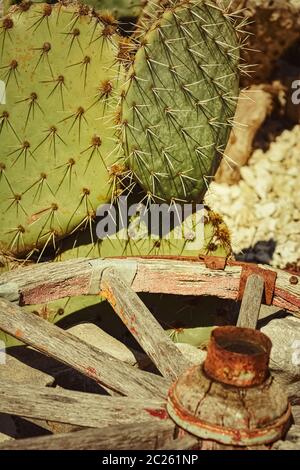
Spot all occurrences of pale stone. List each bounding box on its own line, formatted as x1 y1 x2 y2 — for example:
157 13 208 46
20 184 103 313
254 172 272 199
268 147 285 162
205 125 300 270
240 166 257 189
215 86 273 185
67 323 139 366
255 202 276 219
261 316 300 385
175 343 207 365
0 348 55 387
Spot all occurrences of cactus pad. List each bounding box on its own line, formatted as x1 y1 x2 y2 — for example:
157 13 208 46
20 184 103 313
81 0 145 18
0 2 125 257
121 0 240 203
56 204 231 259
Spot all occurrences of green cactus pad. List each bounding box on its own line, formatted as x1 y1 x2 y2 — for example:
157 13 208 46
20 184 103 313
55 204 231 260
2 1 145 19
136 0 175 34
121 0 240 203
167 325 214 348
81 0 145 18
0 2 125 257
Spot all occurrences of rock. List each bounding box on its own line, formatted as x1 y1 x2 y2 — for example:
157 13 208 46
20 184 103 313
205 125 300 269
216 86 273 185
239 166 257 190
235 239 276 265
67 323 141 367
254 173 272 200
0 347 55 387
175 343 207 365
261 316 300 386
255 202 276 219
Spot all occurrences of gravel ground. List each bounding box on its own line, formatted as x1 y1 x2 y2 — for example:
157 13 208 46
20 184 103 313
205 125 300 269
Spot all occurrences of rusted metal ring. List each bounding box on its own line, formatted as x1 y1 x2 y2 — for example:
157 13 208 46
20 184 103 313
204 326 272 387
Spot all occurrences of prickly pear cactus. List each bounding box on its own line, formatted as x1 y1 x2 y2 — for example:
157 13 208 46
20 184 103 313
0 2 125 257
81 0 145 18
4 0 146 18
1 0 12 16
121 0 240 203
55 204 231 259
136 0 174 34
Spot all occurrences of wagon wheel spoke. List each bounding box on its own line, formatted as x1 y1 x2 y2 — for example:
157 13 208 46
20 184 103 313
0 381 167 429
0 420 199 450
100 268 191 381
0 298 169 399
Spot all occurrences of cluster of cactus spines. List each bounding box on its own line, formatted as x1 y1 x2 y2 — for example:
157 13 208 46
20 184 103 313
136 0 178 36
0 2 128 258
120 0 241 203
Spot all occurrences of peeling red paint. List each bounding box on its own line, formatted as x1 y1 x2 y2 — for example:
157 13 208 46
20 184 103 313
145 408 168 420
275 287 300 309
130 326 139 337
23 275 89 305
86 366 97 378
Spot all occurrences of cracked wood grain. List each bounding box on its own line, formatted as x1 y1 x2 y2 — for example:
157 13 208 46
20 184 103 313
0 297 169 399
237 274 265 329
0 257 298 314
0 421 199 450
0 381 167 428
100 268 191 381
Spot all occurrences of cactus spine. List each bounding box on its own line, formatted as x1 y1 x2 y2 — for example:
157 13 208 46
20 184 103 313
0 2 126 257
121 0 240 203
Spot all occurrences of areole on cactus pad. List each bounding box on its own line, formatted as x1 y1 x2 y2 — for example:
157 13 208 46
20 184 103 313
0 2 126 257
121 0 240 203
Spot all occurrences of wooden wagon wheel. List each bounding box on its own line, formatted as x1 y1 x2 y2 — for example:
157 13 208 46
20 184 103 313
0 257 299 450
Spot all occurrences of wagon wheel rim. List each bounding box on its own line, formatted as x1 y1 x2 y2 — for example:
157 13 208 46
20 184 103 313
0 256 299 449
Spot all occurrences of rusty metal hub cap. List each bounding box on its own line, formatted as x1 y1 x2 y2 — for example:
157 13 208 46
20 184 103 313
167 326 292 446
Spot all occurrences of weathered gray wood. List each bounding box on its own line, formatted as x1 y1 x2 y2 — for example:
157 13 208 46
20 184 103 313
0 382 166 428
237 274 265 329
0 298 169 399
0 257 298 313
100 268 191 381
0 421 198 450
